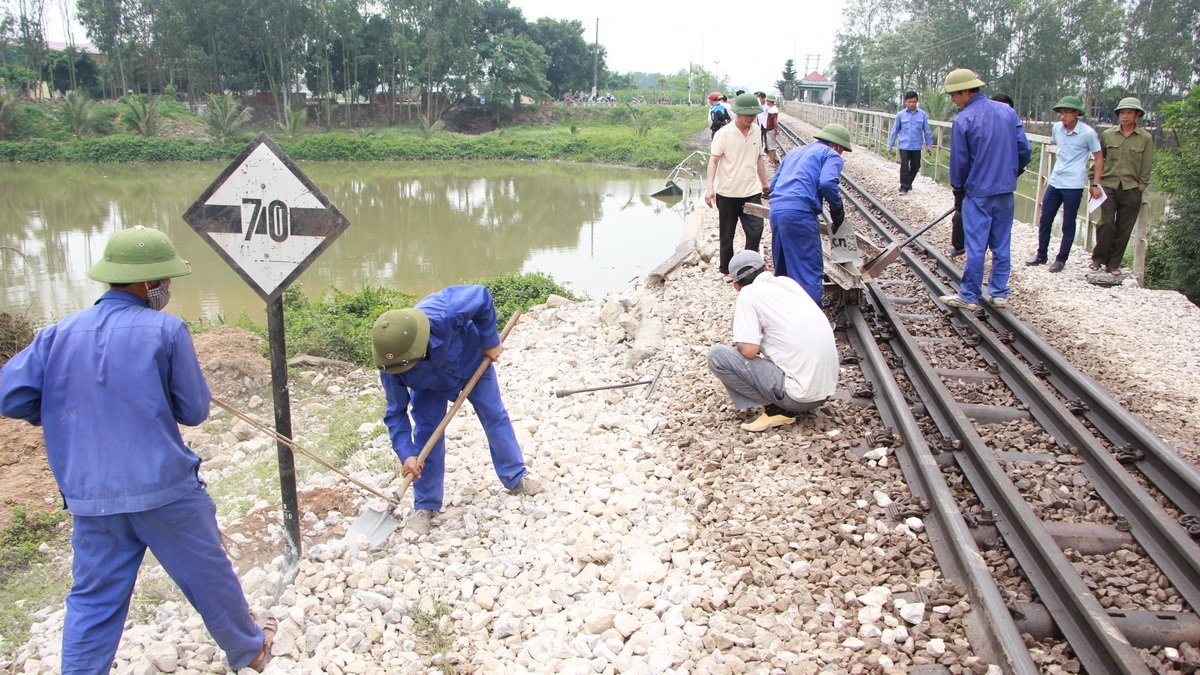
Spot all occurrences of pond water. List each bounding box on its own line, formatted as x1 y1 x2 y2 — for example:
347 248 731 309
0 160 687 322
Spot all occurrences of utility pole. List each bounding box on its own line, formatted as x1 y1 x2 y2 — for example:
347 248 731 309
591 18 600 99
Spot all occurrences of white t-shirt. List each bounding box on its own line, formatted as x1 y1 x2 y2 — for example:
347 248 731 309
732 273 838 402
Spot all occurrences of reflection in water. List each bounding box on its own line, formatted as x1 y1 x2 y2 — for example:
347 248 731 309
0 161 684 322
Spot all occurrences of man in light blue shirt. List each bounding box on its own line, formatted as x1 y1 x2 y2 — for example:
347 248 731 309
0 227 272 672
1026 95 1103 272
887 91 934 195
939 68 1032 311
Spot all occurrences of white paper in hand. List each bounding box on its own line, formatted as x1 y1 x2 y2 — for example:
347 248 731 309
1087 189 1107 215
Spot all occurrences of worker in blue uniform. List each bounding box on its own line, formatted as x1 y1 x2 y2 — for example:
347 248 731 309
373 285 540 535
940 68 1033 311
0 226 272 673
768 123 854 305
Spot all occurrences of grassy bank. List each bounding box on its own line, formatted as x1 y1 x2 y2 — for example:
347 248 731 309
224 272 585 367
0 104 702 169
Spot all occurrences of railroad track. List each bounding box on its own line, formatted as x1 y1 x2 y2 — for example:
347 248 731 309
775 122 1200 672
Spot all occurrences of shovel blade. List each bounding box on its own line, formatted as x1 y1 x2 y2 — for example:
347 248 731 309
344 507 400 551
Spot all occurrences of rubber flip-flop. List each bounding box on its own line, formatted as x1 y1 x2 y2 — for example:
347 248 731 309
1088 262 1101 271
246 617 277 672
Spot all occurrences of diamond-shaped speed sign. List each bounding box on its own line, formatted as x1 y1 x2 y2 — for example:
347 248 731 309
184 134 350 300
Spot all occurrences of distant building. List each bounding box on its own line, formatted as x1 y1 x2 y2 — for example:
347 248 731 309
797 71 835 105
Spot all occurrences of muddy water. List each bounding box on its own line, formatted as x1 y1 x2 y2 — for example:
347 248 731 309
0 160 686 322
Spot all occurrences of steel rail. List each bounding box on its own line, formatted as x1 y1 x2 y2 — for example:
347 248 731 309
866 280 1150 674
777 118 1200 668
843 305 1039 673
840 181 1200 614
835 163 1200 521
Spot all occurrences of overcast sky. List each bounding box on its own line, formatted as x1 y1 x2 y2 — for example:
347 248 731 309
509 0 847 92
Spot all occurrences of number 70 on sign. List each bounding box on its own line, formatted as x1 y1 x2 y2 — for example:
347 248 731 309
242 198 291 242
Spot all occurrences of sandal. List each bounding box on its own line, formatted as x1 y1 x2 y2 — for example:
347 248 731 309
1088 262 1101 271
246 617 277 672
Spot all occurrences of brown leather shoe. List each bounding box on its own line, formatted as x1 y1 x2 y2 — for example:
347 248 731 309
246 617 277 672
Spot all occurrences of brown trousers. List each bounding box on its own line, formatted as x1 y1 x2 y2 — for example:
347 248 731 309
1092 186 1142 269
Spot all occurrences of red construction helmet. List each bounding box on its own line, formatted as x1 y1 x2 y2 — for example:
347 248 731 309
708 92 720 101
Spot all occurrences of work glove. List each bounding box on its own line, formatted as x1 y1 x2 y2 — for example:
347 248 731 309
953 188 965 213
829 206 845 229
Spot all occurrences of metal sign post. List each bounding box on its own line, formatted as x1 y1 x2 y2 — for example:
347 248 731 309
184 133 350 566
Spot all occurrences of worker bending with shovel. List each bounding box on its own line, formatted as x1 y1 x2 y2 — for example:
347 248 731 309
373 285 540 535
707 251 839 431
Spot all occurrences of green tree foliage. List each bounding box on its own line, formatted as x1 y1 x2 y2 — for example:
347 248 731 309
1146 86 1200 304
480 32 550 105
202 93 252 142
526 17 599 97
121 94 167 137
57 92 99 139
41 48 102 96
832 0 1196 115
777 60 798 101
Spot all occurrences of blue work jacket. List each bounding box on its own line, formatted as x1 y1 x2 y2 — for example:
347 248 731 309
0 291 210 516
950 93 1033 197
887 108 934 151
769 141 844 214
380 285 501 460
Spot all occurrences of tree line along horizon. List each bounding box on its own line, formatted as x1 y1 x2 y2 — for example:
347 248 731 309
0 0 768 115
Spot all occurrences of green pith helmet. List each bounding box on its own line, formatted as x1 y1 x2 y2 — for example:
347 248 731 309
813 123 853 152
1052 95 1086 114
765 96 776 103
87 226 191 284
1114 96 1146 117
372 308 431 374
943 68 986 94
732 93 761 116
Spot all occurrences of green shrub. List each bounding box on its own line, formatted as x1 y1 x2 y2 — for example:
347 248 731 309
236 273 580 366
0 508 66 578
478 272 585 328
0 309 36 366
63 135 236 162
239 285 418 366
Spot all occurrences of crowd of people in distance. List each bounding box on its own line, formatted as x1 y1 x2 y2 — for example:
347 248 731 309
701 67 1154 429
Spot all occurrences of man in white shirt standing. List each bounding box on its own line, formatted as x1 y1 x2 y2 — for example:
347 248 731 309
705 94 771 281
707 250 839 432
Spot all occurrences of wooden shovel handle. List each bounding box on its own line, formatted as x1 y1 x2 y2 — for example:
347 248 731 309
397 311 522 499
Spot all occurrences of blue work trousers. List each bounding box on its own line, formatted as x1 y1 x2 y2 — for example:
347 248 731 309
960 193 1015 303
409 365 526 510
1036 186 1083 263
769 209 823 305
63 486 262 674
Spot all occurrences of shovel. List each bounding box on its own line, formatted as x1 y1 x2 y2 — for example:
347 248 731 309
344 312 521 549
861 208 955 278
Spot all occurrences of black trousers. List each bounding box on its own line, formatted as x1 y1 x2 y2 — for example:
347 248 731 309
715 193 764 273
899 150 922 190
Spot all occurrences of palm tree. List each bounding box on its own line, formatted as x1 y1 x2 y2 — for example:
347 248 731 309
58 92 98 139
203 94 253 143
122 95 167 137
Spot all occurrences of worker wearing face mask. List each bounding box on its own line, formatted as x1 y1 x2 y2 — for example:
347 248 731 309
0 226 274 673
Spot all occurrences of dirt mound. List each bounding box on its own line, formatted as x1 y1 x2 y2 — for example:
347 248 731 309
0 417 58 530
193 325 270 401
